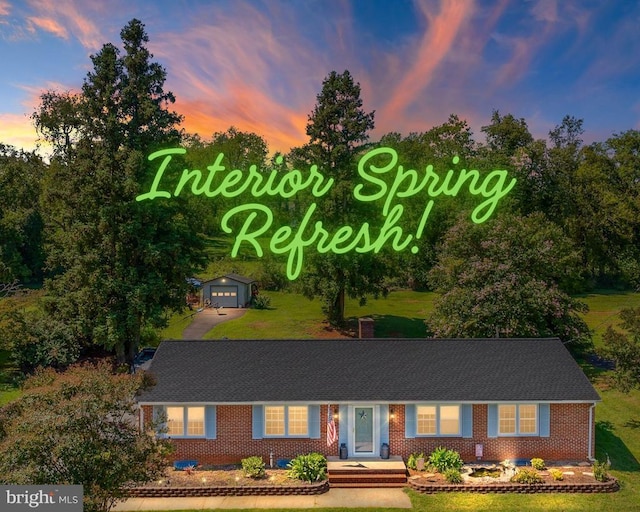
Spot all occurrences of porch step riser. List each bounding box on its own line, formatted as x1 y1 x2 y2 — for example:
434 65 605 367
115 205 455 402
328 471 407 487
330 482 407 488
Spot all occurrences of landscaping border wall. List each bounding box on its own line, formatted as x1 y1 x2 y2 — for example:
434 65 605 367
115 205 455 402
128 480 329 497
408 478 619 494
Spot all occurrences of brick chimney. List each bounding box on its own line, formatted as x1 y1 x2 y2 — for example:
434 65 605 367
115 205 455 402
358 317 375 339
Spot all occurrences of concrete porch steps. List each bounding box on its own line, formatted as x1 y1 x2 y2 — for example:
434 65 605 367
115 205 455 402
327 456 408 488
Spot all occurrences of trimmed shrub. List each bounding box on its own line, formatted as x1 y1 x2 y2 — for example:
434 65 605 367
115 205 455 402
241 456 266 479
428 447 464 473
443 468 463 484
550 468 564 481
252 294 271 309
530 458 545 470
287 453 327 482
511 467 543 484
593 459 610 482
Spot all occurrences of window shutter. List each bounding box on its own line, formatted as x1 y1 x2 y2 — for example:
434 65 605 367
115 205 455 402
379 405 389 444
308 405 320 439
205 406 217 439
152 405 167 438
487 404 498 438
538 403 550 437
461 404 473 438
338 405 348 446
405 404 416 438
252 405 264 439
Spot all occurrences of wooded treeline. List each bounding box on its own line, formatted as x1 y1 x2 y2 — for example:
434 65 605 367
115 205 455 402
1 19 639 367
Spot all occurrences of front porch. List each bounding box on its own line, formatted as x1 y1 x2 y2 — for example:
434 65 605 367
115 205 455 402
327 456 407 488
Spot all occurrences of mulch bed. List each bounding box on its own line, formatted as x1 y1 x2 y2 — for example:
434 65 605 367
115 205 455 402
142 465 310 488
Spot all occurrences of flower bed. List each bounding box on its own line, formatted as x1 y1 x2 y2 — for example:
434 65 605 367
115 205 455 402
408 465 619 494
128 465 329 497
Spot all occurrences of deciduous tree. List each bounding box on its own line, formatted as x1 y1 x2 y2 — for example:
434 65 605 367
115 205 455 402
428 213 591 348
0 362 169 512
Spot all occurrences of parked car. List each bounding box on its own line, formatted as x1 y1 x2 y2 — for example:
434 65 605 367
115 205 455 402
133 347 156 371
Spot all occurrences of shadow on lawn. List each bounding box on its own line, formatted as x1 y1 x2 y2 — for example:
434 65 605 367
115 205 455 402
368 314 427 338
596 420 640 472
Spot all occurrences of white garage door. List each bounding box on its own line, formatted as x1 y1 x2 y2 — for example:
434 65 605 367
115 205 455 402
210 286 238 308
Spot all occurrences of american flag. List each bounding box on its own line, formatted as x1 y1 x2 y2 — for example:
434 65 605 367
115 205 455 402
326 404 337 446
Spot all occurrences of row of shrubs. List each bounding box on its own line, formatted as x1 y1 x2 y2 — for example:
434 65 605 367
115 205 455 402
241 453 327 482
407 448 611 484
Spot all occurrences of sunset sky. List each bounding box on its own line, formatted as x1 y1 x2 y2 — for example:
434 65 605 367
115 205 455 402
0 0 638 155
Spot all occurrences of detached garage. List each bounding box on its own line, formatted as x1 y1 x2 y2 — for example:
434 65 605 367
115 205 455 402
201 273 257 308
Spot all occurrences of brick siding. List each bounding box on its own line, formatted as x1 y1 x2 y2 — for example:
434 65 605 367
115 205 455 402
141 402 595 465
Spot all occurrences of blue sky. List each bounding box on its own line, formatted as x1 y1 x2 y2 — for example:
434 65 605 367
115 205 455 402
0 0 639 154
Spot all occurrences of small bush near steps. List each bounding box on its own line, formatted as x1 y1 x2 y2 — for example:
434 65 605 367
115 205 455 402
241 456 266 479
287 453 327 482
428 446 464 473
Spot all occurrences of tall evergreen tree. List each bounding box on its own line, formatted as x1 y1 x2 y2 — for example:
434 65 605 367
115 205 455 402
34 19 204 364
292 70 387 326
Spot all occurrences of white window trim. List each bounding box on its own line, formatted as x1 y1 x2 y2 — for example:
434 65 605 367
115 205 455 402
263 405 310 438
167 406 206 438
415 404 462 437
498 404 539 436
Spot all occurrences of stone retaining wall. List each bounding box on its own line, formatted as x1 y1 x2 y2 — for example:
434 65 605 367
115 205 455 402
408 478 619 494
128 480 329 497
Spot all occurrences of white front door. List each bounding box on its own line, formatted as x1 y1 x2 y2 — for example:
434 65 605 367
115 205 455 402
351 406 377 456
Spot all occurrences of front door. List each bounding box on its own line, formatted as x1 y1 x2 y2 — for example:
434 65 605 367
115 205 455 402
353 406 374 455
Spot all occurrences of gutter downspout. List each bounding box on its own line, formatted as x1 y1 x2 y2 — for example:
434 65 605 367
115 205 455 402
588 403 596 461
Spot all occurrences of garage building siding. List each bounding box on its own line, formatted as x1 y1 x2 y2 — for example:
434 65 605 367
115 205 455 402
201 274 255 308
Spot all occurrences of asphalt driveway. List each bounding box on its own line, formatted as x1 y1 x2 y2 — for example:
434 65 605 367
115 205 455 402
181 307 247 339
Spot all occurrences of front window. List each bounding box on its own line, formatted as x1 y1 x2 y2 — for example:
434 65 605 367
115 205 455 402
499 404 537 435
416 405 460 436
265 406 285 436
187 406 205 436
264 405 308 437
166 406 205 437
167 407 184 436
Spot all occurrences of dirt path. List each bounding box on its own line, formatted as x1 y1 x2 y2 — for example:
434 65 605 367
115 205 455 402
181 308 247 339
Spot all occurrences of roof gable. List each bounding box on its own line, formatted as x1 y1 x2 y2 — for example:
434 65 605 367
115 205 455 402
139 338 600 404
202 273 255 286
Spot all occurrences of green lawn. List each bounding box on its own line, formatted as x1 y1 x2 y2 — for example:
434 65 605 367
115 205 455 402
579 290 640 348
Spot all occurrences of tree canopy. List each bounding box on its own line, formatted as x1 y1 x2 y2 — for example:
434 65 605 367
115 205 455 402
0 362 169 512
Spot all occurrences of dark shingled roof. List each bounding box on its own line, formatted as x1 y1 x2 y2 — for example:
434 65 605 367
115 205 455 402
202 273 255 285
138 338 600 404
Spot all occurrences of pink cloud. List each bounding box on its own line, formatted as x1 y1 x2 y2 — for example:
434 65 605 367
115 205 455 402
376 0 475 128
0 0 10 16
153 1 329 153
27 16 69 39
25 0 106 49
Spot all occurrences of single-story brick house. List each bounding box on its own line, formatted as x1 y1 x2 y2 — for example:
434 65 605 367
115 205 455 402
138 337 600 465
200 273 257 308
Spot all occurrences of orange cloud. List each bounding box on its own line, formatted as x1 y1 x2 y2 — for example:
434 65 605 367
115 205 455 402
0 113 39 153
0 0 10 16
27 16 69 39
26 0 105 49
153 1 328 154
